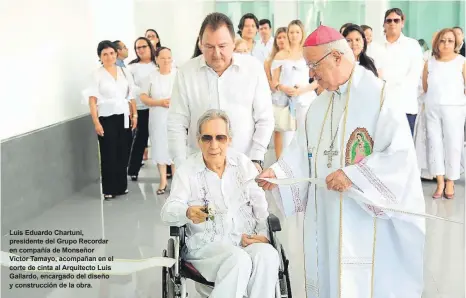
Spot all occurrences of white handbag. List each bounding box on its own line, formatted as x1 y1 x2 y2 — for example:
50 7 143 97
273 100 296 132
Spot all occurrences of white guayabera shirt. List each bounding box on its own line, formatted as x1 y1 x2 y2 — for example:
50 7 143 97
160 149 270 252
167 53 274 166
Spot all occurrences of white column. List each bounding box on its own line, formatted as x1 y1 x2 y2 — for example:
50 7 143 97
273 0 298 28
364 0 388 44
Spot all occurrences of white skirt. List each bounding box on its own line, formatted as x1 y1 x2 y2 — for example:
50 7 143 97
149 106 172 165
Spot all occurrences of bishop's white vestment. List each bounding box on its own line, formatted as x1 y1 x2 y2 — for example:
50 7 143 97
270 65 426 298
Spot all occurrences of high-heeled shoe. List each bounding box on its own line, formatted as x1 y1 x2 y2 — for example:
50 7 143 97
157 186 167 195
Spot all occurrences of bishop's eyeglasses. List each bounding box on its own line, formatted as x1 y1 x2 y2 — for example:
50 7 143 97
306 51 332 71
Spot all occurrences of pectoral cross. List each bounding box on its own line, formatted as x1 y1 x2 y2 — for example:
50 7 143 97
324 146 338 168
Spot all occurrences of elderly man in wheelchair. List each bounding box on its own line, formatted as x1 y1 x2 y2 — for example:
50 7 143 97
161 109 291 298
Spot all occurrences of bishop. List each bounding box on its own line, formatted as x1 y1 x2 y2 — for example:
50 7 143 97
258 25 426 298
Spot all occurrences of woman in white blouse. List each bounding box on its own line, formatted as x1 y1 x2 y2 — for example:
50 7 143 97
271 20 318 159
422 28 466 199
161 109 279 298
140 47 176 194
127 37 157 181
84 40 137 199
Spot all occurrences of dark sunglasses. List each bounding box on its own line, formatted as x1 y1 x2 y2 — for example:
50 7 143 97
385 18 401 24
200 134 228 143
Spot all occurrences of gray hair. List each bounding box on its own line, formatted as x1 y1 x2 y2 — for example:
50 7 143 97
321 39 356 63
196 109 233 139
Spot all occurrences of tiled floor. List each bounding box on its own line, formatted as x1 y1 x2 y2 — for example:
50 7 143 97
1 150 464 298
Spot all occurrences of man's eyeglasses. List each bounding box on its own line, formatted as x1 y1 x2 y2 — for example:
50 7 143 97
307 51 332 71
200 134 228 144
385 18 401 24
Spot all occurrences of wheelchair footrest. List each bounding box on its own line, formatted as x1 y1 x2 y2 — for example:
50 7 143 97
181 261 215 287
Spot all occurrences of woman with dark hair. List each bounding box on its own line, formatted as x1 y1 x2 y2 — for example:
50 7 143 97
342 24 379 77
127 37 157 181
83 40 138 199
140 47 176 194
339 22 354 34
145 29 161 48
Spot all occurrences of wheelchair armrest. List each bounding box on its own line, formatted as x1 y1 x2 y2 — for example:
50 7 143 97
267 213 281 232
170 225 186 248
170 225 185 237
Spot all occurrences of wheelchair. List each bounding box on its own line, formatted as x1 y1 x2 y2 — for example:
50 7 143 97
162 213 292 298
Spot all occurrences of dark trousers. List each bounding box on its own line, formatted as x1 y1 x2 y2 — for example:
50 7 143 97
406 114 417 136
128 109 149 176
98 114 129 195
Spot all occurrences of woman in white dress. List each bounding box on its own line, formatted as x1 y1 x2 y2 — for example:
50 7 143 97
140 47 175 194
422 28 466 199
271 20 318 159
83 40 138 199
264 27 288 92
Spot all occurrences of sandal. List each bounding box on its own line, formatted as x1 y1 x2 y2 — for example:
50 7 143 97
432 184 444 199
157 186 167 195
445 185 455 199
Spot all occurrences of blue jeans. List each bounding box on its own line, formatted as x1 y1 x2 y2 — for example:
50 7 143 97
406 114 417 136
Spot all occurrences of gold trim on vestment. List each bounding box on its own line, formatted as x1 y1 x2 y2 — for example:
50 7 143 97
338 72 352 298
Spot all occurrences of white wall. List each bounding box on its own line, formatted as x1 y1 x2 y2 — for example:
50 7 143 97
134 0 215 66
364 0 388 44
273 0 298 29
0 0 137 141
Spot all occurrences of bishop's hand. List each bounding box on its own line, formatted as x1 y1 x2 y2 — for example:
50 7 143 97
325 169 352 192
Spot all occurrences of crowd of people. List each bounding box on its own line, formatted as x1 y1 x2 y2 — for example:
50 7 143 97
82 7 465 298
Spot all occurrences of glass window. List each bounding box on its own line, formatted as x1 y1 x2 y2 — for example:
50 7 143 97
389 1 465 48
215 1 274 40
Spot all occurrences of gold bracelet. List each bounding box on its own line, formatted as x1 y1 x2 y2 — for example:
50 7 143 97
132 114 138 118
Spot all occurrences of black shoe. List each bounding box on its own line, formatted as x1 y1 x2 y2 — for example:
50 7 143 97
130 175 138 181
104 194 116 199
156 186 167 195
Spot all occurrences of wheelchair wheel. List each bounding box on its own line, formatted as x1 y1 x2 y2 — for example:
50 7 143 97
162 250 168 298
162 238 176 298
280 246 292 298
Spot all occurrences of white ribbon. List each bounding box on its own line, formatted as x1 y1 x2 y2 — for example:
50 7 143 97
258 177 464 224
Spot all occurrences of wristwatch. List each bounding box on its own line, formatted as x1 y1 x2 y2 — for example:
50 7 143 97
251 160 264 169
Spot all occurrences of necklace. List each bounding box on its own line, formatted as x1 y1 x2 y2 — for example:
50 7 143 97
323 75 353 168
323 94 345 168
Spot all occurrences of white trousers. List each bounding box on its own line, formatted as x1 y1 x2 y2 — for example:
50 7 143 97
425 105 466 180
185 242 279 298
